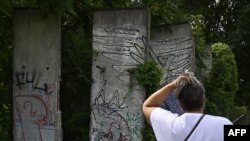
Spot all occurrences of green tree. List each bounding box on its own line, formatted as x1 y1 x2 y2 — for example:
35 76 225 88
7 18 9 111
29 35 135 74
139 0 187 25
177 0 250 107
205 43 246 120
229 1 250 106
60 1 92 140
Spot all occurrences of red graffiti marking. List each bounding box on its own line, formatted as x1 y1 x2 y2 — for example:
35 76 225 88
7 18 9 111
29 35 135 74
14 94 48 141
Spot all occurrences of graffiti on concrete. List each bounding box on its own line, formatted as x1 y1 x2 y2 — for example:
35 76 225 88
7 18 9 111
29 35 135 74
91 81 131 141
93 26 145 74
13 68 55 141
91 12 194 141
15 69 49 93
149 30 194 115
91 81 143 141
150 35 193 83
91 25 145 140
12 9 62 141
93 25 146 85
125 112 142 137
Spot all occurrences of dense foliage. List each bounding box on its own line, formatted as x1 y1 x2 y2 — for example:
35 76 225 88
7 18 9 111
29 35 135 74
205 43 246 120
129 61 163 141
0 11 12 141
130 61 163 96
0 0 249 140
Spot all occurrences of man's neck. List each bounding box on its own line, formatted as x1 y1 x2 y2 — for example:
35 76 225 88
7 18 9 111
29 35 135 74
185 109 203 114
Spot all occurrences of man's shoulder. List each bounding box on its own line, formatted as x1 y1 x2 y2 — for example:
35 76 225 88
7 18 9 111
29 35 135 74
151 107 179 121
152 107 177 116
204 114 233 124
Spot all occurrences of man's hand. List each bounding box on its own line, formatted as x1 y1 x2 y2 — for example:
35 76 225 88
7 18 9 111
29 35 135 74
142 80 176 125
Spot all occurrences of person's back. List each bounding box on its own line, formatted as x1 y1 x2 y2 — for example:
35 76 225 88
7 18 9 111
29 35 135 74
151 108 232 141
143 70 233 141
184 114 232 141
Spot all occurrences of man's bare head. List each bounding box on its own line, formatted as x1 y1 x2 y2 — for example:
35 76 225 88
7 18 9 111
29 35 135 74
174 70 206 112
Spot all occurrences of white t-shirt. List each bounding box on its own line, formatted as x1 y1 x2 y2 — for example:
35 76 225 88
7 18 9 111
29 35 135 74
150 108 233 141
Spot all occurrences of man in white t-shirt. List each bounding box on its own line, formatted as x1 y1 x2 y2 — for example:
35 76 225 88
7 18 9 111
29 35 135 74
142 70 232 141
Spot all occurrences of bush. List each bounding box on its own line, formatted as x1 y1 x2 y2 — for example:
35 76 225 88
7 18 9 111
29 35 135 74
130 61 163 96
130 61 163 141
205 42 246 121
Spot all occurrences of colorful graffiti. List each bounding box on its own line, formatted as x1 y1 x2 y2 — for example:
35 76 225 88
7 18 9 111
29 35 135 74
13 69 56 141
12 9 61 141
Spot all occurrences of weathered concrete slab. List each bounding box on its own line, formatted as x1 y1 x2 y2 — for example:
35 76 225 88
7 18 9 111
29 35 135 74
149 23 195 114
12 9 62 141
90 9 149 141
150 23 195 82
